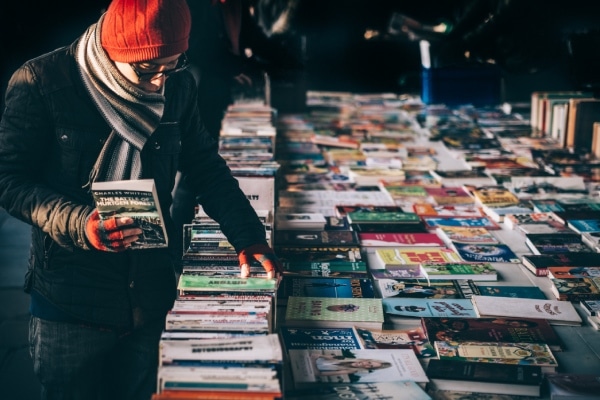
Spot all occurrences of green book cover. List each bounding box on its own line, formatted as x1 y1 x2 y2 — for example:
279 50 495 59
347 211 420 224
285 296 384 324
177 274 278 292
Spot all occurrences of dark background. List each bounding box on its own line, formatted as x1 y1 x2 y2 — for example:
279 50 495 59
2 0 600 110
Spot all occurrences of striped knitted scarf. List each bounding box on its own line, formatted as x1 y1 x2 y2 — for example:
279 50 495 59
75 15 165 183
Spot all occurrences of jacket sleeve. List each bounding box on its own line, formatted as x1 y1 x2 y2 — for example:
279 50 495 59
0 64 93 250
176 80 267 252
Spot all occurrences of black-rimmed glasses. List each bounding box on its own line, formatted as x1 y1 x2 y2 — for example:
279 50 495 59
129 53 189 81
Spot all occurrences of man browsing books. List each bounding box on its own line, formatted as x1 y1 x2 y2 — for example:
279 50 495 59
0 0 281 398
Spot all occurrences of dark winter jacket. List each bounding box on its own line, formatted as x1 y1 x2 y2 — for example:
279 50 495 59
0 41 267 329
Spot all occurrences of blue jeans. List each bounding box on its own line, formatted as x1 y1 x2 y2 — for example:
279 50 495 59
29 316 163 400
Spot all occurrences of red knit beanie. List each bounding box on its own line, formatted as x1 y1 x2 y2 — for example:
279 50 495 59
101 0 191 63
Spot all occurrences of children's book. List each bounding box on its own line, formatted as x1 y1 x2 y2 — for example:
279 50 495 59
91 179 168 249
284 296 384 330
433 340 559 373
421 316 564 351
288 348 428 386
382 298 478 318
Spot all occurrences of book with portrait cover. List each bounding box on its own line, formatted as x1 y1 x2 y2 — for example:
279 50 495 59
426 359 544 397
421 316 564 351
433 340 559 373
279 327 364 352
284 297 384 330
91 179 168 249
288 348 428 386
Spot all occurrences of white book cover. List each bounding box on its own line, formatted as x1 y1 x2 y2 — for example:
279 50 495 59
288 348 428 386
470 295 582 326
159 334 282 365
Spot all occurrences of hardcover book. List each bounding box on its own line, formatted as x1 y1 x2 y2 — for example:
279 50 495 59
421 316 564 351
91 179 168 249
284 296 384 330
433 340 559 373
288 348 428 386
470 295 582 326
426 359 543 397
382 298 478 318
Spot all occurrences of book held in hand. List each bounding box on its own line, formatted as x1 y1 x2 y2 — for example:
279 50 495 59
91 179 168 249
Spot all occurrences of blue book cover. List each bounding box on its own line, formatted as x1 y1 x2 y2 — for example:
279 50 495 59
452 242 521 263
278 277 376 301
280 327 363 351
477 285 547 299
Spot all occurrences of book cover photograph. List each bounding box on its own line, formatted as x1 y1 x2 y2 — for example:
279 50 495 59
355 326 436 357
288 348 428 385
91 179 168 249
374 279 468 299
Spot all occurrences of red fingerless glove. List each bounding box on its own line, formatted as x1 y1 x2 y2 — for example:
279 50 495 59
84 210 128 252
238 243 283 275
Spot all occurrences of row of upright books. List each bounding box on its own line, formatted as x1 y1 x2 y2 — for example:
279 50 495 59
270 91 600 399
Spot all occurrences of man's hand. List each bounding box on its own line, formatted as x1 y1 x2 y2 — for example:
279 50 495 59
237 243 282 279
84 210 143 252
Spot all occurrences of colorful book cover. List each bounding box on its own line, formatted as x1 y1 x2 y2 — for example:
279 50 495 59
550 277 600 301
425 186 475 205
525 233 594 255
469 185 521 207
421 262 498 281
288 348 429 385
354 326 436 358
451 242 520 263
177 275 278 292
436 226 499 244
279 327 363 351
347 211 421 224
358 232 445 247
422 316 564 351
433 341 559 372
382 298 478 318
412 203 485 217
548 266 600 279
422 216 500 230
375 247 462 267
